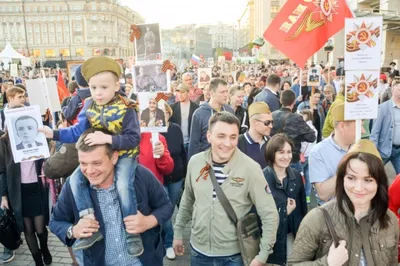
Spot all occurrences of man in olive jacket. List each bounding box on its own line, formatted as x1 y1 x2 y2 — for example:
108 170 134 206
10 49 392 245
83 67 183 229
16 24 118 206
173 112 278 266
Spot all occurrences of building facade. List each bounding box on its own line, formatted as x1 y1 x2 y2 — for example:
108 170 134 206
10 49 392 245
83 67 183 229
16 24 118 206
209 22 238 51
237 0 253 56
0 0 144 60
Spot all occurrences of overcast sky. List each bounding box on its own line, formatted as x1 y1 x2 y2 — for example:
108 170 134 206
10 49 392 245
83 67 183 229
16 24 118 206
121 0 247 28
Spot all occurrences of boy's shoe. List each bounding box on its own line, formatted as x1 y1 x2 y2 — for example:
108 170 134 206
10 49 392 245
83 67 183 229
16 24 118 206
306 196 311 204
73 231 103 250
126 234 144 256
2 248 15 263
166 247 176 260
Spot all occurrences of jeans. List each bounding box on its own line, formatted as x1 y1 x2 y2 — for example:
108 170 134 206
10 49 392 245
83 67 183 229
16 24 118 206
162 180 183 248
301 158 311 197
70 157 138 218
383 146 400 175
190 247 244 266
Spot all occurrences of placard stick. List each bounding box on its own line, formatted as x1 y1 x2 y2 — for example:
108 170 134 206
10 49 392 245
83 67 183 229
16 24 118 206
355 119 362 143
312 86 315 95
151 132 160 158
41 69 56 129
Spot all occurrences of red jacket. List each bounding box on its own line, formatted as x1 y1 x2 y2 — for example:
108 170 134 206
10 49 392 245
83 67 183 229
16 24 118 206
389 174 400 219
138 133 174 184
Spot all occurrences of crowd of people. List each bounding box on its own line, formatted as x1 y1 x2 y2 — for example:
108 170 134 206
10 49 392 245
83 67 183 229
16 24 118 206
0 56 399 266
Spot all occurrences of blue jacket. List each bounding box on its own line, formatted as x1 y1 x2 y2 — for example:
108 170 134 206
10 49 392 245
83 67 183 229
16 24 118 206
297 101 325 133
62 88 92 122
54 95 140 157
49 165 174 266
254 88 281 112
371 100 395 158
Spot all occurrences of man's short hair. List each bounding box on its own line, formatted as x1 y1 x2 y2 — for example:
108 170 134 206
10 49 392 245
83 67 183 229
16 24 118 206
76 128 114 158
208 111 240 133
7 87 25 100
209 78 227 92
15 116 38 131
181 73 192 80
280 90 296 107
266 74 281 87
14 84 26 91
228 84 242 96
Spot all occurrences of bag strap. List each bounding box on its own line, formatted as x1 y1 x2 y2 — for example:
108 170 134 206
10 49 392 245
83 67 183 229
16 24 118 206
208 166 238 225
320 208 340 248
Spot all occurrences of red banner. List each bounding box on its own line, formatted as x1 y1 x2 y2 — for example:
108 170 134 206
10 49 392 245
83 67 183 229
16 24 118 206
264 0 354 67
57 70 69 102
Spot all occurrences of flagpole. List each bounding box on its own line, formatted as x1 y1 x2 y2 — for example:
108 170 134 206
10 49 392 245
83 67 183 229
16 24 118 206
41 69 56 129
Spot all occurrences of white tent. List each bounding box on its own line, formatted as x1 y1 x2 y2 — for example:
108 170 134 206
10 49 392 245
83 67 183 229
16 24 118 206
0 42 29 67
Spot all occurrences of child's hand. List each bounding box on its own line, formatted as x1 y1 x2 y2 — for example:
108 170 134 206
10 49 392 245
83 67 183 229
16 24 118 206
38 126 54 139
84 131 112 146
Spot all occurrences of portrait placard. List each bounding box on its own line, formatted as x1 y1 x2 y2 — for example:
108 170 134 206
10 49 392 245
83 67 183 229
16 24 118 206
138 92 168 133
133 61 170 93
4 105 50 163
307 67 321 87
26 78 61 115
197 68 212 89
66 60 84 81
135 23 162 62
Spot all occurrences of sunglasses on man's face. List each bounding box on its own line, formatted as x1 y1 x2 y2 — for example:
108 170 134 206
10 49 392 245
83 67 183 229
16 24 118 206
255 119 273 126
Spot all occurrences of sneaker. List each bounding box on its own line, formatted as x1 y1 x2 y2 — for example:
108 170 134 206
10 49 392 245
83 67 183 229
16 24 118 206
2 248 15 263
306 196 311 204
126 233 144 256
73 231 103 250
166 247 176 260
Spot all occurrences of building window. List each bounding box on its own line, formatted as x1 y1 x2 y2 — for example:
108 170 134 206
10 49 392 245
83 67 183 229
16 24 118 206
59 48 70 57
35 37 41 44
76 48 84 56
42 37 48 44
45 49 55 57
74 23 82 31
56 5 60 11
40 6 45 12
91 3 96 11
75 36 82 43
35 26 39 33
49 36 55 44
49 25 54 32
48 6 53 12
32 49 40 57
25 6 30 12
33 6 37 12
92 25 97 31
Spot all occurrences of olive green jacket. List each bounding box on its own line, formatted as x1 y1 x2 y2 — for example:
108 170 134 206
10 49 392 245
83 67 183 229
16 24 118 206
288 200 398 266
174 148 278 263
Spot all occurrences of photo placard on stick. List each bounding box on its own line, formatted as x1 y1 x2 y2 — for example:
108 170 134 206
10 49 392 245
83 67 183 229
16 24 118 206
197 68 211 88
345 70 379 120
138 92 168 133
307 67 321 86
133 61 170 93
4 105 50 163
222 61 232 76
344 17 383 70
135 23 162 62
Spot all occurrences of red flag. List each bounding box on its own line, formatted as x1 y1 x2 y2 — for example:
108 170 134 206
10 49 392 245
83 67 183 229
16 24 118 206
264 0 354 67
57 70 69 102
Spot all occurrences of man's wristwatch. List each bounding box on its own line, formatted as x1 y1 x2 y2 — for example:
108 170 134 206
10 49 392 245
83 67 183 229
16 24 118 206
67 225 74 239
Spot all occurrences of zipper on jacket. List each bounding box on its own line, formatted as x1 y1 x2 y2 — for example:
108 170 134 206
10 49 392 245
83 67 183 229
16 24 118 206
368 235 377 266
100 106 105 128
209 202 214 253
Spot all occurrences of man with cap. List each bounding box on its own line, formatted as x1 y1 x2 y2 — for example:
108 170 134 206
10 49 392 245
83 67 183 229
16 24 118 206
237 102 272 169
62 65 92 125
40 57 143 257
309 102 365 205
169 83 199 154
371 81 400 175
389 62 400 77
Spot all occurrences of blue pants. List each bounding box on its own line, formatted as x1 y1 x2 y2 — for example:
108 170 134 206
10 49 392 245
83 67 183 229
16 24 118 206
301 158 312 198
383 146 400 175
190 247 244 266
162 180 183 248
70 157 138 218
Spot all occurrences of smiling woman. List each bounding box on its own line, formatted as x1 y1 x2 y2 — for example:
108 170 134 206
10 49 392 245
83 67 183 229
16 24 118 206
288 139 399 266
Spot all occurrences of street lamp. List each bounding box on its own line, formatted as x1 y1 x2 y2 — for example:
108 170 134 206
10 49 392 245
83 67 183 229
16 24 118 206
64 1 72 59
22 0 30 56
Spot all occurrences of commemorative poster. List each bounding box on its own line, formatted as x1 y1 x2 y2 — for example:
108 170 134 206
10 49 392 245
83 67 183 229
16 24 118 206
344 17 383 70
307 67 321 87
197 68 212 88
133 61 171 93
138 92 168 133
134 23 162 62
26 78 62 115
345 70 379 120
5 105 50 163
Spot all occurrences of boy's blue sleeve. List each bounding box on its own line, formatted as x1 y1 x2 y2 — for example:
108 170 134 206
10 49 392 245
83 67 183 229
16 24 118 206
53 100 91 143
111 108 141 150
62 95 82 121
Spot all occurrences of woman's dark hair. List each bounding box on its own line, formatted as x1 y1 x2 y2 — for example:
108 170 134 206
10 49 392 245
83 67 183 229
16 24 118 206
264 133 294 167
336 152 390 229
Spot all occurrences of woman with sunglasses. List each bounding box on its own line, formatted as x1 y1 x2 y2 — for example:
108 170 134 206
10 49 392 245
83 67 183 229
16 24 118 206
263 134 307 266
289 139 398 265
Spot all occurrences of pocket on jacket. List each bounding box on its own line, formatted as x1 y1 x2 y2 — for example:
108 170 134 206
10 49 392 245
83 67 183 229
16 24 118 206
379 237 396 250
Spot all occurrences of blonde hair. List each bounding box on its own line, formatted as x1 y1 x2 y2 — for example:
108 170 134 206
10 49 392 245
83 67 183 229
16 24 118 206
323 84 334 93
164 102 173 118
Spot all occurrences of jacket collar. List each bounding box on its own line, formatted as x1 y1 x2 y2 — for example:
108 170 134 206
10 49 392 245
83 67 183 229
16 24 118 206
340 200 380 234
203 147 241 176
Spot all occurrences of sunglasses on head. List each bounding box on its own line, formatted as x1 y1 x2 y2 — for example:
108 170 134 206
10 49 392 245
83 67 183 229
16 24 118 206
255 119 273 126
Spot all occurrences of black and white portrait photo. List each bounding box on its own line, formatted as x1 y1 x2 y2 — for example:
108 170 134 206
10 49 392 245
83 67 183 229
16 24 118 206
133 62 170 93
307 67 321 86
135 23 162 61
222 62 232 75
5 105 49 163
